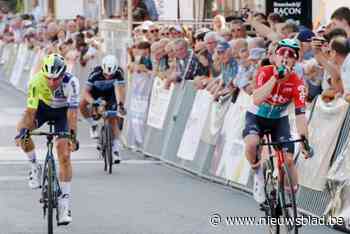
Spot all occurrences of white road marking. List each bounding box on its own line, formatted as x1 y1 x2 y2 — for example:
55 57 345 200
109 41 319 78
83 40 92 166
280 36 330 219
0 176 25 181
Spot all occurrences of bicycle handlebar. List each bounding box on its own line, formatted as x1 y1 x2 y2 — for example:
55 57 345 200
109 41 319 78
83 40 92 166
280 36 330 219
259 138 304 146
259 136 314 158
29 131 71 138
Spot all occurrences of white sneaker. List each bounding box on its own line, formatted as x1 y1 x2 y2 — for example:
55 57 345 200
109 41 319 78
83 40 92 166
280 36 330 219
89 125 99 139
58 194 72 225
28 164 42 189
253 167 266 204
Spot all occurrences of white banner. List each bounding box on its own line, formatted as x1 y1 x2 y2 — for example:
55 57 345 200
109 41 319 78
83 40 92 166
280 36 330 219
154 0 178 20
177 90 212 161
147 77 174 129
213 92 252 185
127 73 154 147
201 94 232 145
10 44 28 87
298 97 349 191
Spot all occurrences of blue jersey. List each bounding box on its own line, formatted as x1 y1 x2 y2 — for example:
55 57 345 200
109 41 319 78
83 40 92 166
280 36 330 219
86 66 125 92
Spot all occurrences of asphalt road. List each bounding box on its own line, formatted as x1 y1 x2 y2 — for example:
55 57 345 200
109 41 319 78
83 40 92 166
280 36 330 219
0 81 342 234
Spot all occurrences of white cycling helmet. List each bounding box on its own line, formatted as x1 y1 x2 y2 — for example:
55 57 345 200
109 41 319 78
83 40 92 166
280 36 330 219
102 55 118 75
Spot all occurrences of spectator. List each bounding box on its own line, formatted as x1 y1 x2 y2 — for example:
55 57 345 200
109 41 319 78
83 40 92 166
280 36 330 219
76 15 86 32
216 41 238 83
165 38 206 90
66 20 78 39
253 12 267 23
46 22 58 43
297 29 315 60
148 23 160 43
220 28 232 42
280 20 299 39
204 31 220 57
231 19 247 39
329 7 350 37
11 16 24 43
57 27 66 44
130 41 152 75
169 25 184 39
31 0 43 22
267 12 284 32
23 27 36 50
213 14 226 33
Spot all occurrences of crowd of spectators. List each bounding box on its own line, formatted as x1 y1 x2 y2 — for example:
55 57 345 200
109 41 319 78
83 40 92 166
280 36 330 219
0 4 102 73
2 3 350 106
128 6 350 106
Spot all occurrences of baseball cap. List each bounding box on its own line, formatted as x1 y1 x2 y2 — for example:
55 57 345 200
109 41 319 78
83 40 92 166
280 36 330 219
297 29 316 42
248 48 266 60
216 41 231 52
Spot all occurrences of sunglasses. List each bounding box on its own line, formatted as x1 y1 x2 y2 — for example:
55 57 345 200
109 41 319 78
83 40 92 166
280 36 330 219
207 41 217 45
276 47 298 59
161 32 170 36
150 29 159 33
142 29 148 33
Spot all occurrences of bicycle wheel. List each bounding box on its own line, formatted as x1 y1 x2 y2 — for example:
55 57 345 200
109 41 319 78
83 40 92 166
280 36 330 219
47 159 54 234
105 124 113 174
279 163 298 234
262 159 280 234
100 126 107 172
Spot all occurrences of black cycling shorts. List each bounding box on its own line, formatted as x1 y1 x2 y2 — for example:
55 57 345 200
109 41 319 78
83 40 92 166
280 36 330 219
242 111 294 154
90 88 117 111
35 101 68 133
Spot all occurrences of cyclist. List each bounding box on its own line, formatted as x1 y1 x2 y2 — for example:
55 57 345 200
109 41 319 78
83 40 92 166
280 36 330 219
79 55 126 164
242 39 312 204
15 53 79 225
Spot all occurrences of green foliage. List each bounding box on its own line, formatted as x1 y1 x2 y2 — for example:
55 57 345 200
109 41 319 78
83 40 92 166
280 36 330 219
1 0 23 13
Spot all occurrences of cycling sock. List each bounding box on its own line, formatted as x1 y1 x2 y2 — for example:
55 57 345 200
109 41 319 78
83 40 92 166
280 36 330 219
86 117 97 126
26 150 37 164
60 182 71 198
113 139 120 151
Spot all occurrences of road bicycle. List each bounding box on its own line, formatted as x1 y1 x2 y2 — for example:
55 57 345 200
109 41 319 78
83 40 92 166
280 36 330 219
258 131 312 234
29 121 71 234
92 100 119 174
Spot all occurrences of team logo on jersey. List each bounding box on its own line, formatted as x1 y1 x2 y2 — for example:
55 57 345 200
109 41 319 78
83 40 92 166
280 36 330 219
270 94 289 103
298 85 306 102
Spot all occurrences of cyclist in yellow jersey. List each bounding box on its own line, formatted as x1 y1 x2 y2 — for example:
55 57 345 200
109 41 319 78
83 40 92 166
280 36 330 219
15 53 79 225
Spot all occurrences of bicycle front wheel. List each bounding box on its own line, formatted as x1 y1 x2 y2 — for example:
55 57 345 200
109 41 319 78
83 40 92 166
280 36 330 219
263 159 280 234
100 126 107 172
279 163 298 234
105 124 113 174
47 159 54 234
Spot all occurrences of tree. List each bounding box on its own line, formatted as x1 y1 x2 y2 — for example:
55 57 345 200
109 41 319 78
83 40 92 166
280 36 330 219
0 0 21 12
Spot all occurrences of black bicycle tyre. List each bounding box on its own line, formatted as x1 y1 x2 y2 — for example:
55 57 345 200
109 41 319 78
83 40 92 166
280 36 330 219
263 159 280 234
100 126 107 172
279 164 298 234
105 124 113 174
47 159 54 234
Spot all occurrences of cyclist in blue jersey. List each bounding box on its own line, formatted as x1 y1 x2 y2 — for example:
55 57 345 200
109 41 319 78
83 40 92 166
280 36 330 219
80 55 126 164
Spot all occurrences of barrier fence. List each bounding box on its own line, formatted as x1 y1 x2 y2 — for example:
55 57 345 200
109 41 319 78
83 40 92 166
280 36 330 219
1 19 350 233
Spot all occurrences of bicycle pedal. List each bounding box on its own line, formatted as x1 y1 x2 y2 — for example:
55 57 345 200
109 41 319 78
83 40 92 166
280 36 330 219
57 221 70 226
259 202 268 212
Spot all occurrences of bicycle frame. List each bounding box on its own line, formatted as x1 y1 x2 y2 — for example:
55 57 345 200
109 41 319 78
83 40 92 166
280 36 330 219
41 129 61 206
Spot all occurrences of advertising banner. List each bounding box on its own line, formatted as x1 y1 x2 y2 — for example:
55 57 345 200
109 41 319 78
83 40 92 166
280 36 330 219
266 0 312 28
177 90 211 161
147 77 174 130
